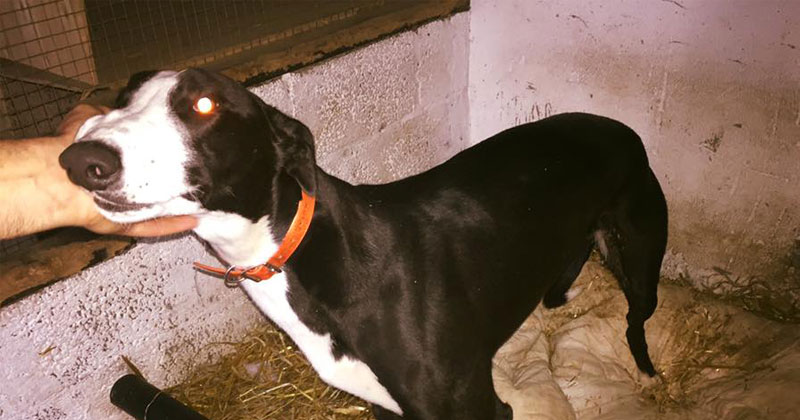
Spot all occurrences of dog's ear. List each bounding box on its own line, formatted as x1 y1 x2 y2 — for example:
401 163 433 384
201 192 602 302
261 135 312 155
114 70 159 108
261 102 317 196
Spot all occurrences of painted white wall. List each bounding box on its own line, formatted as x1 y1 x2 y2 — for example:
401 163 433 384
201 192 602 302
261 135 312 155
469 0 800 304
0 13 469 420
253 12 470 185
0 236 260 419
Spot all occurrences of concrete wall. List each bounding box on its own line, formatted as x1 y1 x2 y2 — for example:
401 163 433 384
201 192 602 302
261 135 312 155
252 13 469 184
0 236 260 419
0 13 469 420
469 0 800 310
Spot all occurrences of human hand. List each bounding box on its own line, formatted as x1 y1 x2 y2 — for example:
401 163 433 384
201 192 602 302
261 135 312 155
57 105 198 237
56 103 110 144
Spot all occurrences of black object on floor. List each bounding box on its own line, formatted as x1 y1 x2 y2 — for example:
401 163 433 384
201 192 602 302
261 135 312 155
110 374 208 420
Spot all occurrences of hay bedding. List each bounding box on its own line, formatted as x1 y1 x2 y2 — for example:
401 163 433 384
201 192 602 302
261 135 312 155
167 256 800 419
165 325 373 420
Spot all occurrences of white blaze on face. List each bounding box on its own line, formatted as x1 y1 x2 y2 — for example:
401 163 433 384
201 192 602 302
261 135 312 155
74 71 201 223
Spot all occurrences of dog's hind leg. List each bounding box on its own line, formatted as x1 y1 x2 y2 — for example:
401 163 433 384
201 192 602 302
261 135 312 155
542 238 594 309
598 168 668 377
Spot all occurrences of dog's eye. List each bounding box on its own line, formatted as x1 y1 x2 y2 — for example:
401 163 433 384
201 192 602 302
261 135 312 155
193 97 216 114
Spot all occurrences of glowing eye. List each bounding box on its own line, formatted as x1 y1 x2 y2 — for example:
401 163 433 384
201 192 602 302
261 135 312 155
193 97 215 114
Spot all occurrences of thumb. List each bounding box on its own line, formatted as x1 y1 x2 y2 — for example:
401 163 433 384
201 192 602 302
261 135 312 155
119 215 199 237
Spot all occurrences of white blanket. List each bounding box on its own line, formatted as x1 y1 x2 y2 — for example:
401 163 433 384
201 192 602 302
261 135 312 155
492 261 800 420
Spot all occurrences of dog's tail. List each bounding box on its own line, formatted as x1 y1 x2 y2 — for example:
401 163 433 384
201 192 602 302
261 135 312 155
593 167 668 376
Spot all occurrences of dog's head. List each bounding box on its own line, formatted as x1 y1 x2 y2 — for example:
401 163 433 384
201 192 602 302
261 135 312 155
59 69 316 224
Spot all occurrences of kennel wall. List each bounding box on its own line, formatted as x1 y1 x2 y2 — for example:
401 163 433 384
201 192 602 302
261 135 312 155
469 0 800 314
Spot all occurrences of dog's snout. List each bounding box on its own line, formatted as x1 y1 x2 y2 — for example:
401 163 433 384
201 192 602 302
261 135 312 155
59 141 122 191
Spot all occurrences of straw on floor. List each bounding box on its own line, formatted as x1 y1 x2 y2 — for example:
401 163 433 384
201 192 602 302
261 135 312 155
166 323 374 420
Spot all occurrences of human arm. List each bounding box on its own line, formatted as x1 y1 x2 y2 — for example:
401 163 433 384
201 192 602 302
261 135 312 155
0 105 197 240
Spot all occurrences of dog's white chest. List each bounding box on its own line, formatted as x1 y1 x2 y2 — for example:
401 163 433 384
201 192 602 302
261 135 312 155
241 275 402 415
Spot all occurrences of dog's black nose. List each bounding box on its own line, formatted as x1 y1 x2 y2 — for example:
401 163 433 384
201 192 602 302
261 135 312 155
59 141 122 191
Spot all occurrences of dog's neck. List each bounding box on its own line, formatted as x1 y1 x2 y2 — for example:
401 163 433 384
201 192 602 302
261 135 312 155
194 168 370 267
193 211 279 267
191 168 342 268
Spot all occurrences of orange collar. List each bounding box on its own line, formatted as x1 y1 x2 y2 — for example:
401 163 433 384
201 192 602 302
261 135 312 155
193 191 316 287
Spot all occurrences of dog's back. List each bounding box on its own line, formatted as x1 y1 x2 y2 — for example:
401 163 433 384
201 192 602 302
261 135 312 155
286 113 667 418
308 112 666 365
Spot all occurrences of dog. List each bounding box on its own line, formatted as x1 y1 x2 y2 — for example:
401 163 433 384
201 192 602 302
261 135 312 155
59 68 668 419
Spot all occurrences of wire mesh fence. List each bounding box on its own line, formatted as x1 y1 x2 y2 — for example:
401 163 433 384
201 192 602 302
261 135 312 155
1 0 92 139
1 0 378 140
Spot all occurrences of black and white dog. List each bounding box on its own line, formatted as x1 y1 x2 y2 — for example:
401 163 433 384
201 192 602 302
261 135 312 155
60 69 668 419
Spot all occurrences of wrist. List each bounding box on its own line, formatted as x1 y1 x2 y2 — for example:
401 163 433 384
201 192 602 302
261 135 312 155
0 175 71 239
0 135 71 180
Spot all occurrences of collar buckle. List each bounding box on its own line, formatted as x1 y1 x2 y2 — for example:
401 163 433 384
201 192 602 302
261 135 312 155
223 265 247 288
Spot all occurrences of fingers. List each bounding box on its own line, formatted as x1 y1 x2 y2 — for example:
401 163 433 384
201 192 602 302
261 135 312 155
118 215 199 237
57 104 110 141
82 210 198 238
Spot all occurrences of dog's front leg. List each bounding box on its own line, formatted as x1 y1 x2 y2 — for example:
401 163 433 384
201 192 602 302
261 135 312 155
373 404 405 420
